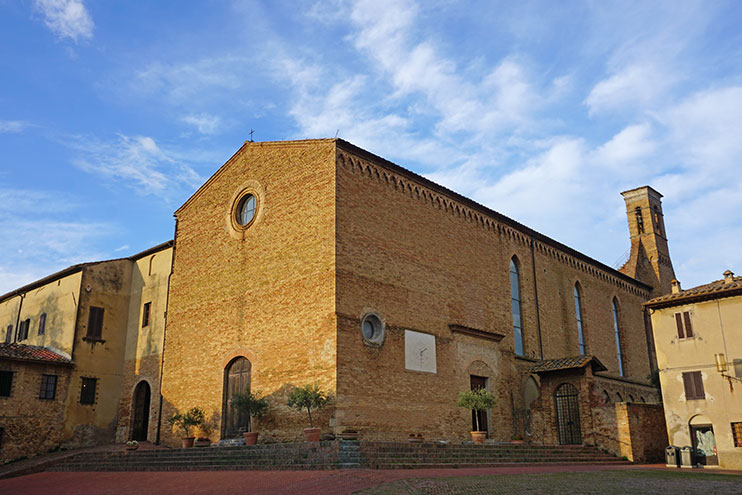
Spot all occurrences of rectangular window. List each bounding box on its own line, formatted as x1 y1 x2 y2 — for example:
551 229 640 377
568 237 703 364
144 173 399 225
39 374 57 400
142 302 151 328
38 313 47 336
674 311 694 339
86 307 104 340
682 371 705 400
732 423 742 448
4 325 10 344
80 377 97 404
0 371 12 397
16 318 30 341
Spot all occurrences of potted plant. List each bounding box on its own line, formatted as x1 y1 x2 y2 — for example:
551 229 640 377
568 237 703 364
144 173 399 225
167 407 205 448
456 388 496 445
287 383 331 442
125 440 139 451
230 391 269 445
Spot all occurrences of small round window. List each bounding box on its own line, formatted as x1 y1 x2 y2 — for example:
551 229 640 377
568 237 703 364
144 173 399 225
361 313 384 346
235 194 257 227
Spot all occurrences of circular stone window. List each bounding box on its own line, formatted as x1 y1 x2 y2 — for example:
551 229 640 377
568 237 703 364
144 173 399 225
361 313 385 346
234 193 257 228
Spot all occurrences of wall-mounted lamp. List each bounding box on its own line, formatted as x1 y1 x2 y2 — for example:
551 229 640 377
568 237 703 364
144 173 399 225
715 353 740 392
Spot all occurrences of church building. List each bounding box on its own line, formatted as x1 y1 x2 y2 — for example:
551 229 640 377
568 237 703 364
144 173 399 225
158 138 672 457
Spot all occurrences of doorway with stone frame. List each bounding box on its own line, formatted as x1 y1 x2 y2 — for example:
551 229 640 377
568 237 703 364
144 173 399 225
470 375 489 435
222 357 251 438
131 380 151 441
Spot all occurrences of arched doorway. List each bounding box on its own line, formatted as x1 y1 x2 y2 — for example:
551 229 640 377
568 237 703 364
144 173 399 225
222 357 251 438
554 383 581 445
131 381 151 441
689 414 718 466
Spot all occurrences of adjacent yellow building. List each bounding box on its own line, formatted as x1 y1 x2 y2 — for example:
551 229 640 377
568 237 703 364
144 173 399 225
0 242 171 463
645 271 742 469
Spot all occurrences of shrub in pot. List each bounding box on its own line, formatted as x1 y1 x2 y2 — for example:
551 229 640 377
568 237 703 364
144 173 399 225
167 407 205 448
456 388 496 445
230 391 269 445
287 383 331 442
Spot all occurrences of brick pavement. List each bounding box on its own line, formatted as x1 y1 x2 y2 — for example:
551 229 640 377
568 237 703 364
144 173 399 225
1 464 739 495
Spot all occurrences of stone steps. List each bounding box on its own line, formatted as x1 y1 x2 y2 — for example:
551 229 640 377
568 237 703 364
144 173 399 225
49 440 627 472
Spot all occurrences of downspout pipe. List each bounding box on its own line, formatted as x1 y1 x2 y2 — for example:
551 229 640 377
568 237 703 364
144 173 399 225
156 219 177 445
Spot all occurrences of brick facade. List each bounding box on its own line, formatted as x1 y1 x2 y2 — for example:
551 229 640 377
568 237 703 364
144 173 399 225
160 139 667 448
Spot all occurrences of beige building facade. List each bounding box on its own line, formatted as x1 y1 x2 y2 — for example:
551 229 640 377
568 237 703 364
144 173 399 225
645 271 742 469
0 242 171 463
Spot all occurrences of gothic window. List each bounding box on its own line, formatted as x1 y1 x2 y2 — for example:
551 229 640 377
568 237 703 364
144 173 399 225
510 257 524 356
612 298 625 377
4 325 10 343
574 283 586 354
634 207 644 234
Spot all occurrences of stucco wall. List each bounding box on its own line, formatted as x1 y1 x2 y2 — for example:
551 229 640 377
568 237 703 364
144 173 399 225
652 292 742 469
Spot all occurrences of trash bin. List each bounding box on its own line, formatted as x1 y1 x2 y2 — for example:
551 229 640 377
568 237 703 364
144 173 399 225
679 446 694 468
665 446 680 468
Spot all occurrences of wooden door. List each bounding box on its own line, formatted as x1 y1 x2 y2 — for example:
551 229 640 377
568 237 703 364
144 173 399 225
131 381 151 441
223 357 251 438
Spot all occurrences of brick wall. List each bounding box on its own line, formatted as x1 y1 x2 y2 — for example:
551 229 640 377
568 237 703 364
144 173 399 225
160 140 338 446
0 361 72 463
334 142 655 441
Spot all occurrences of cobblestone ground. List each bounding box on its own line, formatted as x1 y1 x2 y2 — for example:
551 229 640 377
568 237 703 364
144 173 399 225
358 470 742 495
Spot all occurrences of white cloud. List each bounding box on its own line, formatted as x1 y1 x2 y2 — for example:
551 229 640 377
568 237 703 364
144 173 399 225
0 120 32 133
68 134 202 195
33 0 94 42
182 113 222 135
585 64 674 116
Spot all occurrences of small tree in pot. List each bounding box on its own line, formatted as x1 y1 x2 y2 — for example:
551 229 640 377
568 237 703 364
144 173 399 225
287 383 331 442
167 407 206 448
457 388 496 445
230 391 269 445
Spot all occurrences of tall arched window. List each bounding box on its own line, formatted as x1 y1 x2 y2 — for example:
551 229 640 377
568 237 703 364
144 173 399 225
611 298 625 377
574 283 586 354
510 257 524 356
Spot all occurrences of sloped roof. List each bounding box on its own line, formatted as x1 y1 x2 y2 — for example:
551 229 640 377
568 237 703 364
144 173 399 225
0 343 72 365
0 240 172 303
644 274 742 309
530 355 607 373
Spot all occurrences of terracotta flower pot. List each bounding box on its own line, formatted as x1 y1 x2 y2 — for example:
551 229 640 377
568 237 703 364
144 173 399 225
303 427 321 442
243 431 259 445
471 431 486 445
181 437 195 448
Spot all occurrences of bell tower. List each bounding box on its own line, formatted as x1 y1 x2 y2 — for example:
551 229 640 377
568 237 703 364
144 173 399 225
619 186 675 295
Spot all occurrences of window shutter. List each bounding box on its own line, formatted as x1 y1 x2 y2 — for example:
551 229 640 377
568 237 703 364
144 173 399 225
693 371 704 399
683 312 694 338
675 313 684 339
87 307 104 339
683 373 694 398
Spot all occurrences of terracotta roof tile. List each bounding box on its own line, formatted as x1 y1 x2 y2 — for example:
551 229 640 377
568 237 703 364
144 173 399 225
0 343 72 364
645 275 742 308
530 355 607 373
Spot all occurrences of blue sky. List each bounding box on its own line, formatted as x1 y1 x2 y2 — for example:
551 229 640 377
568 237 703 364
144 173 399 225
1 0 741 294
